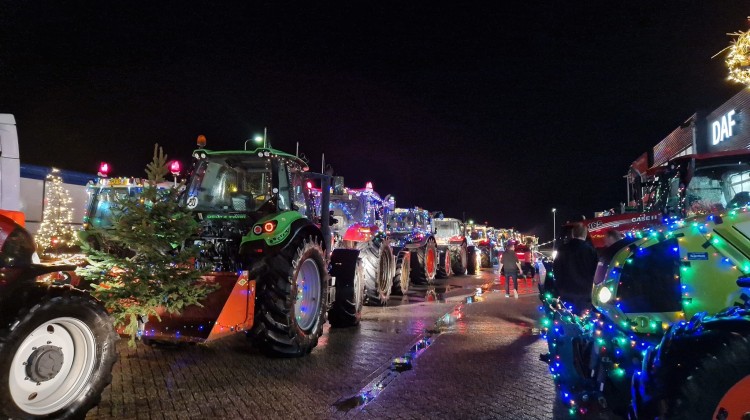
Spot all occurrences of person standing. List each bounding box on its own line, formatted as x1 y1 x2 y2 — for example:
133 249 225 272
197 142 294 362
500 242 523 298
552 222 598 314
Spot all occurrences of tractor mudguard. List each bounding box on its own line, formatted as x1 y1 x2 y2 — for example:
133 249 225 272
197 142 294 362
0 281 48 328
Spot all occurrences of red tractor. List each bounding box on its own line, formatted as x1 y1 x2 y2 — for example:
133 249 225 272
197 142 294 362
569 150 750 250
431 215 469 277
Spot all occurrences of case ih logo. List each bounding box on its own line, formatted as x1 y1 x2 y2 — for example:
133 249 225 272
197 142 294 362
588 220 604 230
630 214 659 223
587 213 660 232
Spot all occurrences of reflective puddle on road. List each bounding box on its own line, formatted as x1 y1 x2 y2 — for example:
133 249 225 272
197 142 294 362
333 293 478 412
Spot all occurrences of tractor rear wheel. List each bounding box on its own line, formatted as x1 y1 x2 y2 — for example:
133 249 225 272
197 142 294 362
665 335 750 419
411 239 438 285
250 236 328 357
391 251 411 295
328 249 365 327
359 239 394 305
0 291 118 419
450 243 468 275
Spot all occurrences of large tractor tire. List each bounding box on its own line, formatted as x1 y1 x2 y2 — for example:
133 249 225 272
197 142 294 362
664 335 750 420
391 250 411 295
250 236 328 357
0 290 118 419
359 239 394 305
435 248 453 279
480 250 490 268
328 249 365 327
466 246 478 275
450 243 468 275
411 238 438 285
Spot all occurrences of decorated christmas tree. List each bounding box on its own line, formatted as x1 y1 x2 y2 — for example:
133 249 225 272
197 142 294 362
35 168 78 257
78 144 215 345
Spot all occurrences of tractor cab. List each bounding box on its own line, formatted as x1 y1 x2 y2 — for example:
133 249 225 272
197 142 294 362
185 146 323 271
386 207 431 247
641 151 750 218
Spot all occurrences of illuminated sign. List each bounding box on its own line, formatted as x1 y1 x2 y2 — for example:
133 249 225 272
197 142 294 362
711 110 737 145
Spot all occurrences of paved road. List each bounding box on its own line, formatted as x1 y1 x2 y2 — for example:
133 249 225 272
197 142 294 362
88 270 564 419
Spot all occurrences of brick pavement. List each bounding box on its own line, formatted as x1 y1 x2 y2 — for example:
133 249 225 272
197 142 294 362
87 270 566 420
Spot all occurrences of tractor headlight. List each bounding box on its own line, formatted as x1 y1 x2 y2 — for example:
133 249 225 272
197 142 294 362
598 287 613 304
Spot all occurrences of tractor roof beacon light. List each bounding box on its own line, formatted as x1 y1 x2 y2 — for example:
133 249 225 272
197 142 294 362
197 134 207 148
169 160 181 176
98 162 110 178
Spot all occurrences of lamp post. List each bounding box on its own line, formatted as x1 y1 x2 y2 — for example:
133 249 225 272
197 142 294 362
552 208 557 251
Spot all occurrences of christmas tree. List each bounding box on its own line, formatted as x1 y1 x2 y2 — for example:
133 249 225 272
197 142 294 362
78 144 215 345
35 168 78 257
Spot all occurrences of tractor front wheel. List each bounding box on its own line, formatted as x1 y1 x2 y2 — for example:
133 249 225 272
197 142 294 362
0 291 118 419
359 239 394 305
450 243 468 275
328 249 365 327
391 251 411 295
436 249 452 279
412 239 438 285
251 236 328 357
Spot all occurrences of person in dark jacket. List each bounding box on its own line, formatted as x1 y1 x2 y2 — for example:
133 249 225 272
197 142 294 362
552 222 598 315
500 242 523 298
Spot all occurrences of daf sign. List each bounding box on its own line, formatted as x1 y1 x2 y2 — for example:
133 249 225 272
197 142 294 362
711 109 737 145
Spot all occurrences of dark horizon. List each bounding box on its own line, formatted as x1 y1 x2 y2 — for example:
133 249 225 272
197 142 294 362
1 2 748 241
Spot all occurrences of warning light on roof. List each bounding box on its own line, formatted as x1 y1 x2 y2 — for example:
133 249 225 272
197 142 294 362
98 162 110 177
306 181 313 189
365 181 373 190
197 134 207 148
169 160 181 175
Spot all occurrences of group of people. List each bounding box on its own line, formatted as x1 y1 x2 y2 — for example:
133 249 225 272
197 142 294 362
496 222 626 310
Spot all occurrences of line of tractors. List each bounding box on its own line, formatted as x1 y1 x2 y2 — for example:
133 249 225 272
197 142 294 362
0 125 534 419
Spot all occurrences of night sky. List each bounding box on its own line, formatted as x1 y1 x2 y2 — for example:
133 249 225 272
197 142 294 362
1 2 748 241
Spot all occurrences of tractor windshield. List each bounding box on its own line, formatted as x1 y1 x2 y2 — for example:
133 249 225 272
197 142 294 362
470 229 486 241
86 187 143 229
387 211 415 231
685 163 750 217
434 220 460 238
187 155 272 213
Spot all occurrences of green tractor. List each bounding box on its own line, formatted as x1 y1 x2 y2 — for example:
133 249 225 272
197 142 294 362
86 139 365 357
540 209 750 418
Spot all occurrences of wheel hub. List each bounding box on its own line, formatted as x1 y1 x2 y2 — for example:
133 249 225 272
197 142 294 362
26 345 65 383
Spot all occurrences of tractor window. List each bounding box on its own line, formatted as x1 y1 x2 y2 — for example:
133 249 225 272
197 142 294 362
275 161 291 211
388 212 415 230
434 220 460 238
685 163 750 217
290 170 310 217
617 238 681 313
187 156 271 212
87 188 139 229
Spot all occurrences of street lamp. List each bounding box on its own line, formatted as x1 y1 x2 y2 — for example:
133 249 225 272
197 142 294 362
552 208 557 251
